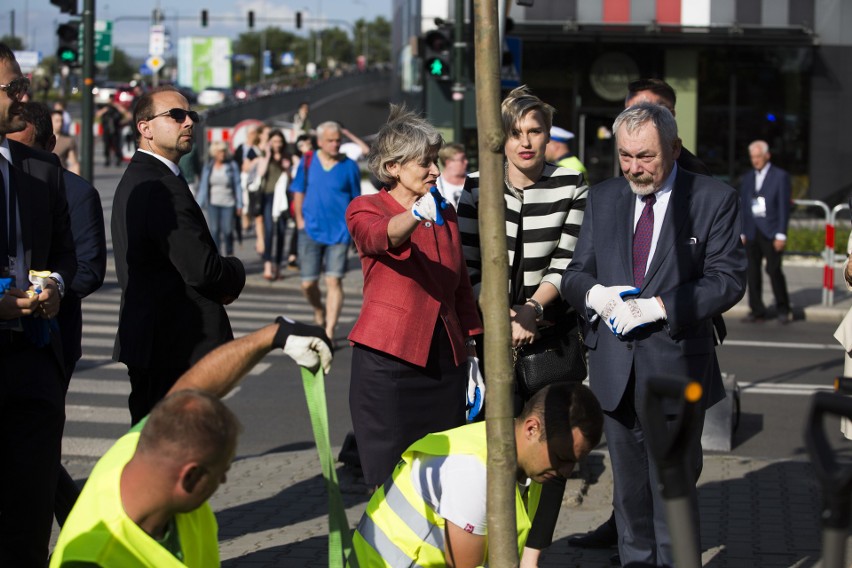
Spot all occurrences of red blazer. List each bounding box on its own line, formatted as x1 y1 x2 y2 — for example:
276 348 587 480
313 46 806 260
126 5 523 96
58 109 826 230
346 190 483 367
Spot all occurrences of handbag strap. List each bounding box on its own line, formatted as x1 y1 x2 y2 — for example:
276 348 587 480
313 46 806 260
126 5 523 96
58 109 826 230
511 203 526 306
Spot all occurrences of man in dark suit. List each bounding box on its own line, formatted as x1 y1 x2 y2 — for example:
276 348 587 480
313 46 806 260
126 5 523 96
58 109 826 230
7 100 108 526
562 103 746 567
571 77 717 555
112 86 245 425
0 43 77 566
740 140 792 323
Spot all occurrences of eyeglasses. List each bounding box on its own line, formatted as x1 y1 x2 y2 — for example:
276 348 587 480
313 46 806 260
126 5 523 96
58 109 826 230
147 108 200 124
0 77 30 101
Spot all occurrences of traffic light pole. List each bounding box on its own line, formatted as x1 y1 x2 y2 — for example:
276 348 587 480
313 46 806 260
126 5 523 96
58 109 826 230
80 0 95 182
452 0 466 144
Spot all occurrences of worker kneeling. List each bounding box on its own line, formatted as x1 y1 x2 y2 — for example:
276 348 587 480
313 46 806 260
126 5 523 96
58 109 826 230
349 382 603 567
50 317 333 567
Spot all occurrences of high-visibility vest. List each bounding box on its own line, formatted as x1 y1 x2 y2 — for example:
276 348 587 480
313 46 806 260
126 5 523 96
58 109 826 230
50 427 220 568
349 422 541 567
556 155 588 178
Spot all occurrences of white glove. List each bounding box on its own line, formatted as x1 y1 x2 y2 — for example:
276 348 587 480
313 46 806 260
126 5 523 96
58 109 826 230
273 317 334 374
411 187 448 225
587 284 640 321
466 356 485 423
608 298 666 337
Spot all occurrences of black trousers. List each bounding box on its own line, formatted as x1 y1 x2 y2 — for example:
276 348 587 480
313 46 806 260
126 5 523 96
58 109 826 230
127 365 186 425
746 231 790 316
0 340 65 567
349 321 467 486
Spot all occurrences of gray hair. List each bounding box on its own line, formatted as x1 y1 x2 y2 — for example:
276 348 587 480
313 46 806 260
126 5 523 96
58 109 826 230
613 103 679 149
501 85 555 139
368 105 443 186
316 121 340 138
748 140 769 154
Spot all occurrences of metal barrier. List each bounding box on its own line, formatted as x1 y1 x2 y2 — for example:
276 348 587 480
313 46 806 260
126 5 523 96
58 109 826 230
793 199 832 305
829 203 851 306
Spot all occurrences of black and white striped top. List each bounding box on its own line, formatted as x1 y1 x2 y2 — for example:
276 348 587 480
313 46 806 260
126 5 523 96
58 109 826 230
457 163 587 302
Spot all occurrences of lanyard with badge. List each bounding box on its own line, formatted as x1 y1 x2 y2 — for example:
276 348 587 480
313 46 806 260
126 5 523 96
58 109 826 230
751 172 767 219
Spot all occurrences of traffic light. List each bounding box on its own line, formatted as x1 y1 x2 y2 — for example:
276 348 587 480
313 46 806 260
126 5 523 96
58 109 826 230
50 0 77 15
422 27 452 81
248 11 255 29
296 12 303 29
56 21 80 66
201 10 208 27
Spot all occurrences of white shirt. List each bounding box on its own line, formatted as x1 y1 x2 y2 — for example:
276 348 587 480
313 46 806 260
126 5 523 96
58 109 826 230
138 149 181 176
410 453 488 536
436 176 465 209
754 162 771 193
632 163 677 274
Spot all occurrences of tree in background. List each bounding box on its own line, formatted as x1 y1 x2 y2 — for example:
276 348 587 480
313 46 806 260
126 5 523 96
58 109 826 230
353 17 391 65
0 35 24 50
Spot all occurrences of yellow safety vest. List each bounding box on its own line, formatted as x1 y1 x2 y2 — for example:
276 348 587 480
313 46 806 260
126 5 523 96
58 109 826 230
556 155 588 178
50 425 220 568
349 422 541 567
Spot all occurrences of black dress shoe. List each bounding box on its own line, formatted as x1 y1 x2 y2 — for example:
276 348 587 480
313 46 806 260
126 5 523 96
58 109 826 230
567 516 618 548
742 313 765 323
777 312 791 325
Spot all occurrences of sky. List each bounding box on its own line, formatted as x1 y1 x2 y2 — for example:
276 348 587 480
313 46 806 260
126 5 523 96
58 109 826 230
9 0 392 59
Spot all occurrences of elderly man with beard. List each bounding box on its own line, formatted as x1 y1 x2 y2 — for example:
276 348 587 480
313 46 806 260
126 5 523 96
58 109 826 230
112 86 246 425
562 103 746 567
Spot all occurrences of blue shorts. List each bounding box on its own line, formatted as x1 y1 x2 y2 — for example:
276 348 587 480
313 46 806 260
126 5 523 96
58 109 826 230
297 229 349 281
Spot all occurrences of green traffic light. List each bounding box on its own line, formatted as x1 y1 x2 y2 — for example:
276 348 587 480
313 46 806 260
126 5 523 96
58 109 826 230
58 49 77 62
427 57 447 77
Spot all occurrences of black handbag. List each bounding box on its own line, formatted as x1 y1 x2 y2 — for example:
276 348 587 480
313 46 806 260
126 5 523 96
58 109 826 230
513 314 587 398
509 207 586 398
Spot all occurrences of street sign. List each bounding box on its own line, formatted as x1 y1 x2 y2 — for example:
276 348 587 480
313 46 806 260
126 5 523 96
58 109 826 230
93 20 113 65
146 55 165 72
149 24 166 56
281 51 295 66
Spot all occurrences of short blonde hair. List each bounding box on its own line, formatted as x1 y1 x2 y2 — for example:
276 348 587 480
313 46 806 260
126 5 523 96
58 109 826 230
368 105 443 187
208 140 230 159
501 85 555 139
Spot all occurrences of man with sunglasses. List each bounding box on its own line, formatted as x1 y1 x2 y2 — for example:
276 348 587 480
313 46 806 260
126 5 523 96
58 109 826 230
0 43 78 566
112 86 246 426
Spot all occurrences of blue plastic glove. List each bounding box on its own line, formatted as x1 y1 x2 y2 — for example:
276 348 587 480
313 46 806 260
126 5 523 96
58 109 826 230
608 297 666 337
412 186 449 226
466 356 485 422
587 284 640 323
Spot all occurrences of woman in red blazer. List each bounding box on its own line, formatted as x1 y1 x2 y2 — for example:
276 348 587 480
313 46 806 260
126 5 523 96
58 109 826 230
345 106 483 487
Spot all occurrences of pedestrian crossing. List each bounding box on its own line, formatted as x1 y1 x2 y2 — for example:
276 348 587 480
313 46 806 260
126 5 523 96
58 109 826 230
62 280 363 461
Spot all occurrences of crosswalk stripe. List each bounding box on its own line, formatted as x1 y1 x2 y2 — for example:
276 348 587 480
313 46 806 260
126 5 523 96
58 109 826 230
738 381 835 396
66 404 130 424
68 379 130 395
63 437 119 459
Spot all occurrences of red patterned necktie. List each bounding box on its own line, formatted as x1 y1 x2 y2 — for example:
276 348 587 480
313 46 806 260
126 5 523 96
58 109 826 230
632 194 656 288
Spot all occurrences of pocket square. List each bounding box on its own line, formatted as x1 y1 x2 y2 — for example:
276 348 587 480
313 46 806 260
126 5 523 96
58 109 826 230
686 237 699 245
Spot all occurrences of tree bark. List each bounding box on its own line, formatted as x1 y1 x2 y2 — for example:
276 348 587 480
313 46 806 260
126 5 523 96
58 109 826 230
473 0 517 566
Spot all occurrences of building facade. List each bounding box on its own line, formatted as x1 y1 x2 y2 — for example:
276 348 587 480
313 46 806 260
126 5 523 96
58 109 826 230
392 0 852 203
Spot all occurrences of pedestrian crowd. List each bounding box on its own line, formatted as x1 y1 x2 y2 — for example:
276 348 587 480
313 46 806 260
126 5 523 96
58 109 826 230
0 40 809 568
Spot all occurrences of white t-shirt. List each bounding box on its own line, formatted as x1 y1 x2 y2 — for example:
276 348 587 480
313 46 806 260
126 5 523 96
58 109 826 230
409 453 487 535
436 176 465 209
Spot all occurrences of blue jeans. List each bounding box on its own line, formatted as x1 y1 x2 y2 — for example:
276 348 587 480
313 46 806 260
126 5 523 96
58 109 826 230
260 193 287 264
207 205 236 255
297 229 349 281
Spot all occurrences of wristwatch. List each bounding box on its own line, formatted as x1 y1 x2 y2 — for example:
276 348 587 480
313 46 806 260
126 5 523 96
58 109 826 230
48 275 65 299
525 298 544 321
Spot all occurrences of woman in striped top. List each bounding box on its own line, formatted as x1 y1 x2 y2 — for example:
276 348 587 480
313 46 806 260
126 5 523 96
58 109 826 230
456 85 589 565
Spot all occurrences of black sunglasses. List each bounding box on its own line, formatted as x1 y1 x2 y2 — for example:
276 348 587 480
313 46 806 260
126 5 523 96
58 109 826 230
0 77 30 101
147 108 200 124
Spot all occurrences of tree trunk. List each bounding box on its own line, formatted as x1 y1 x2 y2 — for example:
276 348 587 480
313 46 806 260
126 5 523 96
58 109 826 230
473 0 517 566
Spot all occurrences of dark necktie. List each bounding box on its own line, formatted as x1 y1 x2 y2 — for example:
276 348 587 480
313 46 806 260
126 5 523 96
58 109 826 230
0 162 16 271
633 194 656 288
